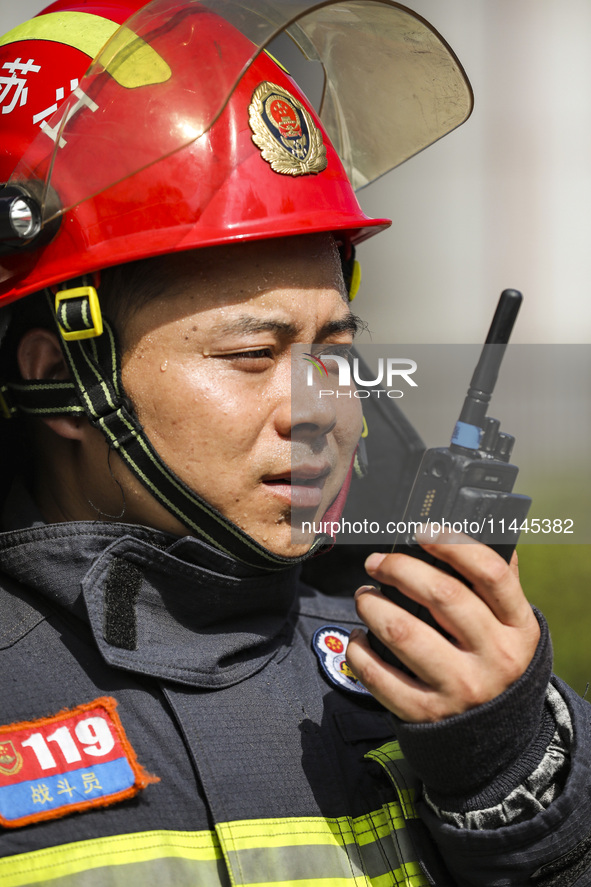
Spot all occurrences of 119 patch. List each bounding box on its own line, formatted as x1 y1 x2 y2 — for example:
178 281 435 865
0 697 157 828
313 626 371 696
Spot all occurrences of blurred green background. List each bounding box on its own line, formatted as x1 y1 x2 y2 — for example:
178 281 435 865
519 545 591 696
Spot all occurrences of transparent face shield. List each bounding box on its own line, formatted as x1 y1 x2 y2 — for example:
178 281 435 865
7 0 473 233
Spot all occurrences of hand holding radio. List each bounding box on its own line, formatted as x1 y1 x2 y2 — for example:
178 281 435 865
346 291 541 723
347 534 540 722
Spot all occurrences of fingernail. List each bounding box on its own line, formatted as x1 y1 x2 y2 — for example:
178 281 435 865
365 553 386 572
415 525 437 544
354 584 377 600
415 528 439 543
349 628 363 641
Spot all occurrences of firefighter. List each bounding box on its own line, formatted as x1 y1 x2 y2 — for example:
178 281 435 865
0 2 589 885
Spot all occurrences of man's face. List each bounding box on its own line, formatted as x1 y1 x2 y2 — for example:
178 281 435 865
118 234 362 556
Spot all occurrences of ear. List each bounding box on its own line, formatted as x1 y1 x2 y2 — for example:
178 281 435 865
18 328 69 381
17 328 84 441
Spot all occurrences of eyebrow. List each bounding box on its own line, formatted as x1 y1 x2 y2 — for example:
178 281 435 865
212 314 363 339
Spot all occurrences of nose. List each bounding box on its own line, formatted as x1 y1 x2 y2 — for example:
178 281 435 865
290 391 337 440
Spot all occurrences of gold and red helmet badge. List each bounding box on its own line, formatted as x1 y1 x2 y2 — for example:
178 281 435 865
249 82 327 176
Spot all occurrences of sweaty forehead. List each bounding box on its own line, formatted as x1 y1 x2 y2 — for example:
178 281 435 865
115 233 349 348
161 233 346 302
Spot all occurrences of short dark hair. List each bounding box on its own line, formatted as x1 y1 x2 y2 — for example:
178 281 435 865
98 254 179 331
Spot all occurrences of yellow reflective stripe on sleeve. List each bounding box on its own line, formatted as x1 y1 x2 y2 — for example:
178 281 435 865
0 12 119 59
370 740 405 762
217 815 356 849
0 829 223 887
365 741 419 821
391 862 428 887
212 873 425 887
216 807 409 850
366 863 427 887
0 810 427 887
235 882 352 887
218 818 361 885
217 809 427 887
355 803 406 840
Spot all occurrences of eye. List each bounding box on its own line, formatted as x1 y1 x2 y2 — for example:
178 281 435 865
226 348 273 360
219 347 274 370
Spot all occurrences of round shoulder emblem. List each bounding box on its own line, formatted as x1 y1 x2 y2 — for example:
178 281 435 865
249 81 327 176
312 625 371 696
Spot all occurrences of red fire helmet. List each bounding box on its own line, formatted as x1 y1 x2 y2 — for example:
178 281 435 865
0 0 473 307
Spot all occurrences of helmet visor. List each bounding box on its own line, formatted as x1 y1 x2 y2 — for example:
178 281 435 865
8 0 473 225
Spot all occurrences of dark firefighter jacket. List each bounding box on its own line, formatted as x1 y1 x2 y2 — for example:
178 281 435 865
0 497 591 887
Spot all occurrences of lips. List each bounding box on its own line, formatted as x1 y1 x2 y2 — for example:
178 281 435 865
262 464 331 508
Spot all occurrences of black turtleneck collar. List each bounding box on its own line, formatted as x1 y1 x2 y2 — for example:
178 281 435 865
0 484 300 690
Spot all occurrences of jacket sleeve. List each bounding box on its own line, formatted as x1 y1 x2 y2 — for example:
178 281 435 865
391 610 591 886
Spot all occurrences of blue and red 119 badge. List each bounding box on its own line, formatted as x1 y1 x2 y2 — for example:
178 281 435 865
0 697 157 828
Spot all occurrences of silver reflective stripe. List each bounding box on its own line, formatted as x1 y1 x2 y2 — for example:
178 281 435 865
0 809 426 887
225 842 363 883
217 807 428 886
4 856 230 887
224 827 422 883
0 830 225 887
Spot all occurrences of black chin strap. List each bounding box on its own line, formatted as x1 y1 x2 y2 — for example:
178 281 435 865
4 289 327 571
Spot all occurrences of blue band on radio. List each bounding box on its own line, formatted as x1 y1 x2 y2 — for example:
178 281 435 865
452 421 482 449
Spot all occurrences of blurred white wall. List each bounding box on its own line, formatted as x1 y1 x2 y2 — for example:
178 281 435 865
357 0 591 344
2 0 591 343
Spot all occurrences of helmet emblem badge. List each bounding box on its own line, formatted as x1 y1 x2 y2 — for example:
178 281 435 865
249 82 327 176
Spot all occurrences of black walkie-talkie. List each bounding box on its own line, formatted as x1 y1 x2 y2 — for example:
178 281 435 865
368 290 531 669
